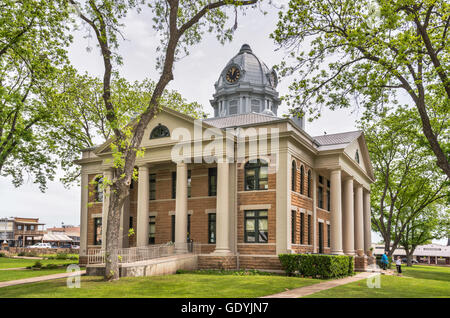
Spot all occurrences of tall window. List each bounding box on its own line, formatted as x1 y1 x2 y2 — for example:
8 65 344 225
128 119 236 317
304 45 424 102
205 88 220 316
95 176 103 202
208 213 216 244
307 170 312 198
300 213 304 245
129 216 133 230
308 214 312 245
318 186 324 209
327 180 331 211
244 159 268 191
171 215 175 242
187 214 191 242
208 168 217 196
327 223 331 247
149 174 156 200
148 216 156 244
187 170 192 198
300 166 304 195
171 172 176 199
355 149 360 164
291 161 296 191
244 210 268 243
93 218 102 245
291 211 296 244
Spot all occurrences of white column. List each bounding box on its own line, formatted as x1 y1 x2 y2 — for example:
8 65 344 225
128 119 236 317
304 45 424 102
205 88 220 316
330 169 343 254
101 169 113 249
79 172 89 258
214 161 232 255
342 177 355 255
136 165 149 247
363 189 372 254
312 170 317 253
276 150 291 254
354 184 364 255
175 162 188 250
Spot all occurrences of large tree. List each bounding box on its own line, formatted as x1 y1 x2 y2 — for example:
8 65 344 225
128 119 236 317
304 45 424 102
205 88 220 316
361 107 448 257
50 67 205 186
398 206 449 266
0 0 71 191
272 0 450 178
69 0 260 280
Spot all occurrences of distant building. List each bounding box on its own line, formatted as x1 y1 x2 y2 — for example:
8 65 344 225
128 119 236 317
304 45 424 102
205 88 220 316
0 217 46 247
372 243 450 265
0 218 14 245
46 226 80 246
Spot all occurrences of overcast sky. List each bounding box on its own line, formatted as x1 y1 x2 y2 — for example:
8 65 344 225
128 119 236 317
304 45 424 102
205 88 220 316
0 3 444 244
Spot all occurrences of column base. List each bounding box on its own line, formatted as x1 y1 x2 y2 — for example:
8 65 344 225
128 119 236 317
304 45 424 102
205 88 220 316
331 250 345 255
354 255 369 272
344 250 356 256
211 248 233 256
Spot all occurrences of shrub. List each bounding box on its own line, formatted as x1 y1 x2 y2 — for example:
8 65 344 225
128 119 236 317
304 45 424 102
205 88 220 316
0 252 5 257
56 253 68 259
278 254 354 279
32 261 42 269
43 264 59 269
176 269 274 276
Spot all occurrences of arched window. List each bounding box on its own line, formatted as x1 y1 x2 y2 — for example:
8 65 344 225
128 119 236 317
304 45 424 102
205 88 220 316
307 170 312 198
150 124 170 139
355 149 360 164
291 160 296 191
245 159 268 191
300 165 304 195
94 176 103 202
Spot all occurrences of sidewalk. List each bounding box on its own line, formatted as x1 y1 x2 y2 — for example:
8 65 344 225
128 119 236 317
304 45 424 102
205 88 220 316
0 270 86 288
262 272 375 298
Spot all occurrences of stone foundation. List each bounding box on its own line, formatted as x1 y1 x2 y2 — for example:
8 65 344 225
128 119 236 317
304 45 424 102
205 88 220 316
197 255 237 270
86 254 197 277
354 255 368 271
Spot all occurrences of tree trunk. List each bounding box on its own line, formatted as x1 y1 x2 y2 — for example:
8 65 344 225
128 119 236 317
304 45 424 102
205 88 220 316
104 183 127 281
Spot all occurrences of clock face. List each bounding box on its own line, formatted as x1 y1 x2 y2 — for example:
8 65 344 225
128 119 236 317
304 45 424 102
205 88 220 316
225 66 240 83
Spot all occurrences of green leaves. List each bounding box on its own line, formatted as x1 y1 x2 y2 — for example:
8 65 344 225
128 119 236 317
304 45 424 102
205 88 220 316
273 0 449 176
0 0 72 191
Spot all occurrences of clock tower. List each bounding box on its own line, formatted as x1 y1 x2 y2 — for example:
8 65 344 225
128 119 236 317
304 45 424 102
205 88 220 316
210 44 281 118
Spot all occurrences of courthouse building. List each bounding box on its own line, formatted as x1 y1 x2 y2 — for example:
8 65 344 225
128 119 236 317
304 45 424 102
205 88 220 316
77 44 374 270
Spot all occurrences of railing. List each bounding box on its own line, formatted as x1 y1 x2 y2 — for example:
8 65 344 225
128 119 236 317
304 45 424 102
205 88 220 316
87 242 198 265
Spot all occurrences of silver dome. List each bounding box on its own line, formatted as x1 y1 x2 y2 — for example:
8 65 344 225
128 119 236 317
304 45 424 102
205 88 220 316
210 44 281 118
215 44 277 90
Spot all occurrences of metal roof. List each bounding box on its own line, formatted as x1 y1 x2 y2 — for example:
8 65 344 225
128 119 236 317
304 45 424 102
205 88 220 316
42 233 72 242
204 112 281 129
313 131 362 146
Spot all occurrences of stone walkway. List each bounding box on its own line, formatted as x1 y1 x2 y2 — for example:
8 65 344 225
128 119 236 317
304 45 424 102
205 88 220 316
0 270 86 288
0 267 27 271
262 272 375 298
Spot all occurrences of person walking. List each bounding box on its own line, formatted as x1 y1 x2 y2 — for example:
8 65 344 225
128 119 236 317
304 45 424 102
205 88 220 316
395 256 402 276
381 251 389 270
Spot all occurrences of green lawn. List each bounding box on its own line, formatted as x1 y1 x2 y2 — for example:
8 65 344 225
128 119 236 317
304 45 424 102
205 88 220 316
0 273 321 298
0 257 78 269
306 265 450 298
0 268 69 282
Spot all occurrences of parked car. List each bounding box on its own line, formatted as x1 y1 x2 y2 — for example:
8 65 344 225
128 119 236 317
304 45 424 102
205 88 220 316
28 243 52 249
71 245 80 249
